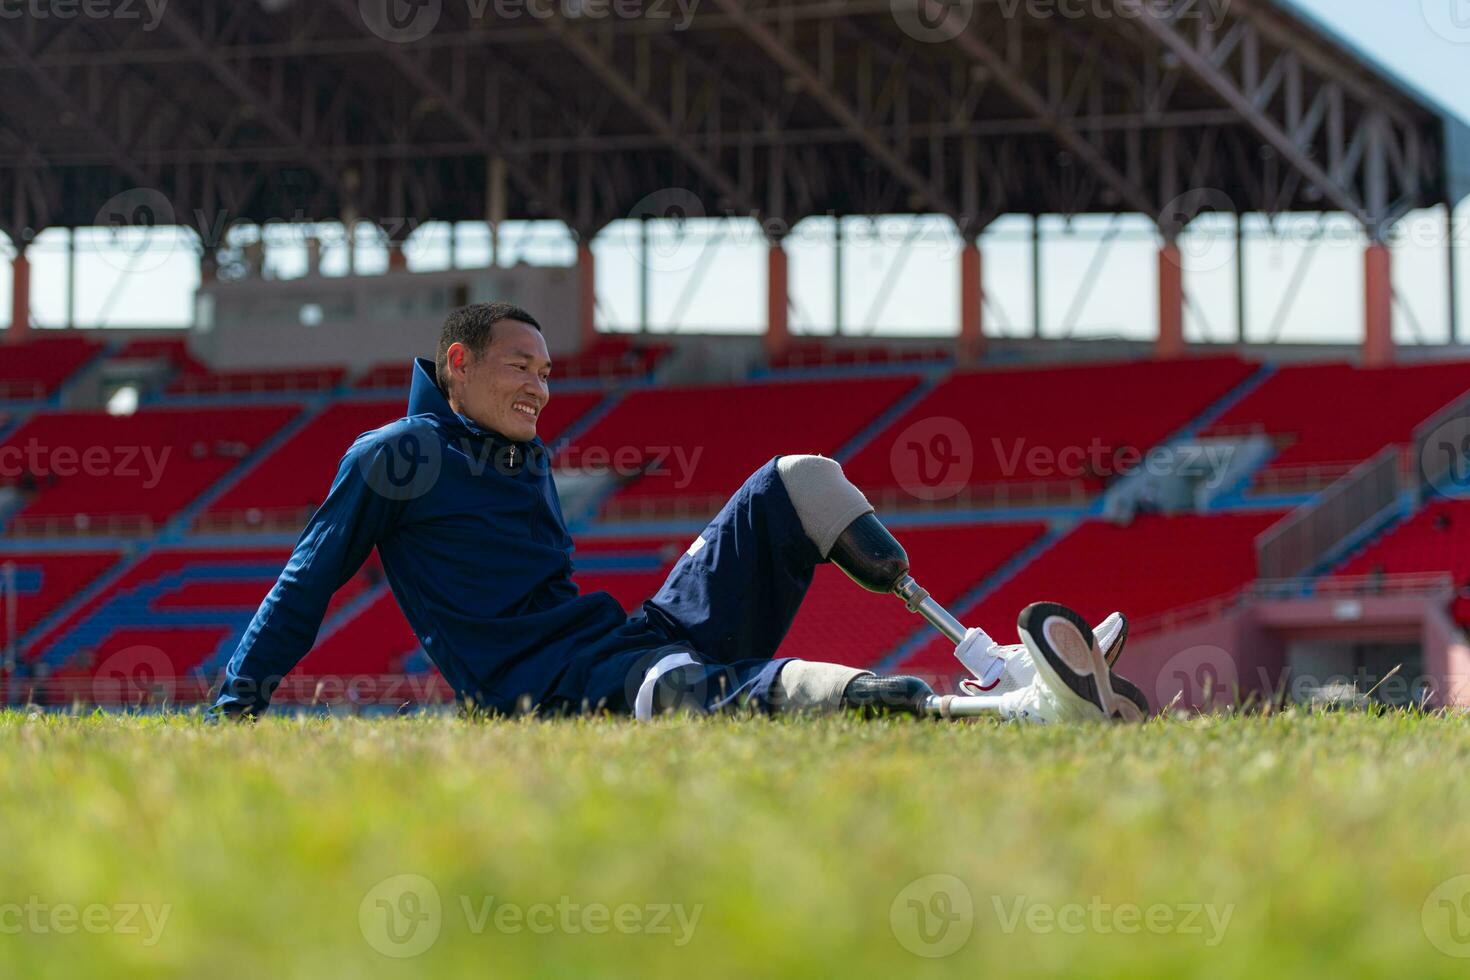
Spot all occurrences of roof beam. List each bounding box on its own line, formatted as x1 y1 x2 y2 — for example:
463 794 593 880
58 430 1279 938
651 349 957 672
0 30 152 190
1114 0 1370 228
710 0 961 222
537 18 756 215
935 10 1160 221
321 0 576 230
156 9 344 198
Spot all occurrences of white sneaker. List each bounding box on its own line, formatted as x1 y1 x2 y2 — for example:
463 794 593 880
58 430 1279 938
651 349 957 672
958 611 1129 696
989 603 1150 724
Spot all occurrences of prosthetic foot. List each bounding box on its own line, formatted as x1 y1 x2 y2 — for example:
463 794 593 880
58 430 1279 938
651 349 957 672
826 513 1150 722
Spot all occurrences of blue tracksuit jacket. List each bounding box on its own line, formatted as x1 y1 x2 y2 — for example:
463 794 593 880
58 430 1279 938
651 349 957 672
214 358 820 716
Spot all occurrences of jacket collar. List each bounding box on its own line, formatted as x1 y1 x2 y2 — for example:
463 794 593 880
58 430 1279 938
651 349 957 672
406 357 545 458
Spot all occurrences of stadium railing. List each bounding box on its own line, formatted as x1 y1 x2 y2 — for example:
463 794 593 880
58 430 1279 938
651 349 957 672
1127 571 1455 639
6 513 157 538
1255 446 1403 581
597 480 1089 521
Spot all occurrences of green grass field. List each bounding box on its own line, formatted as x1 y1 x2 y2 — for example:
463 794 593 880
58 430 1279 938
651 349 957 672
4 709 1470 978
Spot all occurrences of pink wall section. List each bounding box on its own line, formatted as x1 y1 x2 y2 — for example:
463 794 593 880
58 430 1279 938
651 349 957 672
1124 587 1470 712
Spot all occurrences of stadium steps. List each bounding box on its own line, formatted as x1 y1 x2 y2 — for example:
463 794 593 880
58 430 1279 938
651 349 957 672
16 546 155 662
831 370 950 464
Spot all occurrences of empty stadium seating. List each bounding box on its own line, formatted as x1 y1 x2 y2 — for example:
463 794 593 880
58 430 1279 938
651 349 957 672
1204 361 1470 491
1 404 300 534
897 511 1284 678
110 335 347 396
354 337 671 391
841 356 1257 508
1333 499 1470 623
561 375 922 516
0 334 102 399
767 340 952 372
167 364 347 396
9 333 1469 709
0 550 122 638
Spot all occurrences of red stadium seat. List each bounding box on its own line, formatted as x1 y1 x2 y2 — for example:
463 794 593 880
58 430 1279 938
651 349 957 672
1334 499 1470 625
0 335 103 399
842 357 1256 508
1203 361 1470 491
0 550 122 637
1 404 300 535
562 375 922 517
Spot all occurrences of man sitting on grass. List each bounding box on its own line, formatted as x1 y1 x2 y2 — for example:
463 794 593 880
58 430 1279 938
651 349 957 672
214 303 1148 723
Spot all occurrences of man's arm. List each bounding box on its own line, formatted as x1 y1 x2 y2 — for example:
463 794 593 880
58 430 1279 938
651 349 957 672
212 436 408 717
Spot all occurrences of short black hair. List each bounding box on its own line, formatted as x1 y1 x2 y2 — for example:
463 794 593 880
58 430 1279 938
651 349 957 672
436 302 542 391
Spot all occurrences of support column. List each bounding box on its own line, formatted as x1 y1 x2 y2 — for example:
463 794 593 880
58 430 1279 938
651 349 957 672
1031 215 1043 338
766 238 790 359
577 242 597 350
1364 240 1394 367
387 242 409 272
1157 239 1185 360
1235 213 1247 345
9 247 30 345
1448 200 1460 345
959 238 984 365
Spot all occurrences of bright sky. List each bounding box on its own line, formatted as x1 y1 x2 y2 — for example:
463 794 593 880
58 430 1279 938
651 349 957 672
1 0 1466 346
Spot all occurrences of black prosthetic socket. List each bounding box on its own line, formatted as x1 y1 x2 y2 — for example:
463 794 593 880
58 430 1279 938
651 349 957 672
841 675 934 717
828 513 911 594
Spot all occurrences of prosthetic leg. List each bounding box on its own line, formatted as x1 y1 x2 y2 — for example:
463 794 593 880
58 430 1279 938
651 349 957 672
773 456 1149 721
828 513 993 717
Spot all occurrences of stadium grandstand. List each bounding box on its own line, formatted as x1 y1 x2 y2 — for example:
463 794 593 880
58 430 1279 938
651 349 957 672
1 0 1469 713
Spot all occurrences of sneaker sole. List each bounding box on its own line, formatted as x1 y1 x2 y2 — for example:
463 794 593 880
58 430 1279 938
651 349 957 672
1018 602 1146 723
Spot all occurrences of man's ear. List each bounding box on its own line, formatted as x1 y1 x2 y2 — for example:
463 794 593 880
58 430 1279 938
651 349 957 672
445 342 469 380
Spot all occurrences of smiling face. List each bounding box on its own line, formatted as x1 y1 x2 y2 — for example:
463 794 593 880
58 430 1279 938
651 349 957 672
443 319 552 442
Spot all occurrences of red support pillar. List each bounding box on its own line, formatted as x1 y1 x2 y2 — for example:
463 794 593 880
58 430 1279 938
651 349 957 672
387 242 408 272
1364 241 1394 367
9 247 30 345
959 239 984 365
577 243 597 350
1156 240 1185 360
765 240 790 359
